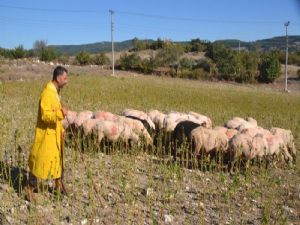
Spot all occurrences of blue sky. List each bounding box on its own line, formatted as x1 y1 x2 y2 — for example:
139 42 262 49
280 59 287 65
1 0 300 49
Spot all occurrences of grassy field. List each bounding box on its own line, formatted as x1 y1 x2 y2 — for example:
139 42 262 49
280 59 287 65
0 72 300 224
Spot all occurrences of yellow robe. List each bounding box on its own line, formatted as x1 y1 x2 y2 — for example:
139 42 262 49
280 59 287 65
28 81 64 180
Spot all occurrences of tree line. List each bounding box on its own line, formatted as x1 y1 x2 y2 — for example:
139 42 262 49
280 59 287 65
1 39 299 82
118 38 300 83
0 40 111 66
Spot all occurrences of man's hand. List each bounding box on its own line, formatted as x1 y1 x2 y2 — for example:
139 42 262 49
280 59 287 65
61 106 68 117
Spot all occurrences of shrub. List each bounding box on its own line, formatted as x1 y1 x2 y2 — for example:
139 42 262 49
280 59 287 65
131 38 151 51
57 54 70 65
179 57 194 70
236 51 259 83
76 51 92 65
11 45 27 59
150 38 166 50
40 47 57 62
213 45 239 80
279 52 300 66
188 38 208 52
93 53 110 65
139 57 157 74
155 44 184 66
193 59 211 72
179 68 210 80
205 43 240 80
0 48 10 58
258 52 281 83
117 53 141 71
117 53 157 74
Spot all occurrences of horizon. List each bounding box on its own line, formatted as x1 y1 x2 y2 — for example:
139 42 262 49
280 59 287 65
1 0 300 49
2 34 300 50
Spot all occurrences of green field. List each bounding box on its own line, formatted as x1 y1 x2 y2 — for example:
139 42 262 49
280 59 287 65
0 74 299 224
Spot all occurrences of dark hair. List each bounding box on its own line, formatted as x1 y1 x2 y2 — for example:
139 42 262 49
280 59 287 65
52 66 68 80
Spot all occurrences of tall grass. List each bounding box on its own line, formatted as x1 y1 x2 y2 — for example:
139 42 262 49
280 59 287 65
0 73 299 224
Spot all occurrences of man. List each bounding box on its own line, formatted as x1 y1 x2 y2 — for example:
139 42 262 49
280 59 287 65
26 66 68 201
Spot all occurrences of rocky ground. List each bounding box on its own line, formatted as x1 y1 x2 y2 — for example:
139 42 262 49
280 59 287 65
0 147 300 224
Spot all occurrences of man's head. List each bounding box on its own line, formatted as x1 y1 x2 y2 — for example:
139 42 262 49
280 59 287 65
52 66 68 89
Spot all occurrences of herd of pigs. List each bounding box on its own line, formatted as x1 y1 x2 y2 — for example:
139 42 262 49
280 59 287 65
62 109 297 172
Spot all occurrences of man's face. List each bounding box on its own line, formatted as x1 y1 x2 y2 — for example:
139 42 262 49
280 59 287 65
57 72 68 88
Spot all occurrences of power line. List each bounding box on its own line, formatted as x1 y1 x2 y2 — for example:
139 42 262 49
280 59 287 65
0 19 109 31
0 4 106 13
116 10 287 25
0 15 104 26
0 4 298 26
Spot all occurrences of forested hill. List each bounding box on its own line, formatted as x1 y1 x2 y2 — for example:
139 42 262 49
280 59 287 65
50 35 300 55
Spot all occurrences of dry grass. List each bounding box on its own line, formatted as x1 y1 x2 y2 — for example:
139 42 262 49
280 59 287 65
0 61 300 224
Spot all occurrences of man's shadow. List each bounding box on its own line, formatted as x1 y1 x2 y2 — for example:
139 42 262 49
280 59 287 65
0 146 28 195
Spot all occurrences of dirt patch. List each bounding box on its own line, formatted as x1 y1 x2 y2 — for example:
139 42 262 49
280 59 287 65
1 59 299 93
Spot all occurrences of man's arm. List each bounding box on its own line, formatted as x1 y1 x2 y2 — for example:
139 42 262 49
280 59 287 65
40 91 64 124
61 105 68 117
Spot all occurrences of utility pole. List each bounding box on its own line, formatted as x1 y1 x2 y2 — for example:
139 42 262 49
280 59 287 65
284 21 290 92
109 10 115 76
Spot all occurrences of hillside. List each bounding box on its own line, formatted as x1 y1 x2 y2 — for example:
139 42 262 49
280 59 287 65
49 36 300 55
216 35 300 52
50 40 134 55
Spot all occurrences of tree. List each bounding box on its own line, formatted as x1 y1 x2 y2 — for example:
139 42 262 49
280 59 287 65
117 53 142 71
116 53 157 74
76 51 92 65
0 48 11 58
212 44 239 80
40 47 57 62
131 38 149 51
93 53 110 65
11 45 27 59
236 51 259 83
258 52 281 83
140 56 157 74
150 38 165 50
155 43 184 66
33 40 47 57
33 40 57 61
205 42 215 59
188 38 208 52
